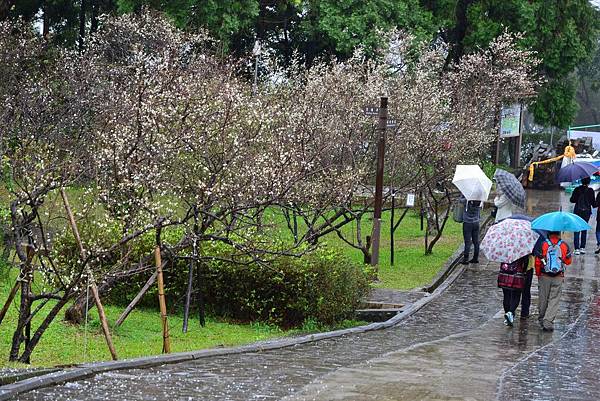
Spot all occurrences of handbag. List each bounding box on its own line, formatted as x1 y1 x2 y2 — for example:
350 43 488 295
498 260 526 289
498 272 525 289
452 202 464 223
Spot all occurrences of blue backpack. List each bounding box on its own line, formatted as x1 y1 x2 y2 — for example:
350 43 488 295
543 239 564 274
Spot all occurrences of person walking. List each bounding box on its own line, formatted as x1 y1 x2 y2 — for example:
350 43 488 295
594 189 600 255
494 189 515 223
535 232 572 331
498 256 528 326
570 177 595 254
460 196 481 265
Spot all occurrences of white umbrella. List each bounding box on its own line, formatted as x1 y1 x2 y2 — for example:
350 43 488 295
452 165 492 201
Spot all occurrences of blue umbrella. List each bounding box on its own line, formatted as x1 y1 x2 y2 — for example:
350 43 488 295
531 211 592 233
555 162 599 183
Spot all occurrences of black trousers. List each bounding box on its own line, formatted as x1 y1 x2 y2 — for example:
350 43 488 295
462 222 480 261
520 269 534 316
502 288 522 314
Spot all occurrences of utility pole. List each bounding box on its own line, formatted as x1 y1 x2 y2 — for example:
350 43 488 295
371 96 388 267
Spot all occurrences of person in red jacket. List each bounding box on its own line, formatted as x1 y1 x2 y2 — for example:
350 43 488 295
535 232 572 331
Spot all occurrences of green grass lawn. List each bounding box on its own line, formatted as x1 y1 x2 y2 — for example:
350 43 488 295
262 206 463 289
0 269 275 367
0 267 364 368
311 210 462 290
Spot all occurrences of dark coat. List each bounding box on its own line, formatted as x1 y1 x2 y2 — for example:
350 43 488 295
570 185 595 219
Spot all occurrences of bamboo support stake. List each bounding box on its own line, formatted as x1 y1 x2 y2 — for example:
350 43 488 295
0 280 19 326
115 271 158 327
154 245 171 353
60 188 118 361
0 245 32 327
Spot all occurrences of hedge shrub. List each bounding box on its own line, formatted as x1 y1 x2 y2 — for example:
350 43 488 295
199 247 370 327
52 221 371 328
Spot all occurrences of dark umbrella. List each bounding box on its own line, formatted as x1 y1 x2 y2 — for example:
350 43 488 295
555 161 600 183
493 169 526 209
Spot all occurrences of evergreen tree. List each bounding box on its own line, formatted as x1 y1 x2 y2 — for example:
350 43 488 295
424 0 600 128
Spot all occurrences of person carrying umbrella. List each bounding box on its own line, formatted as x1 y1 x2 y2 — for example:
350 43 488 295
452 165 492 265
481 218 539 326
569 176 595 254
595 191 600 254
531 211 587 331
534 231 572 331
493 169 526 223
497 256 529 326
459 196 481 264
507 214 544 319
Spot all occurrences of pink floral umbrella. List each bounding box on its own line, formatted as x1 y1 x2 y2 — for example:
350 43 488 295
481 218 539 264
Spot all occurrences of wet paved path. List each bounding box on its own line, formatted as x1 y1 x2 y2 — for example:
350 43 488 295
17 190 600 400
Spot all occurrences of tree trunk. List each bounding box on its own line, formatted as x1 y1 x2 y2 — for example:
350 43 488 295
425 214 449 255
182 255 194 333
0 0 15 21
362 235 372 264
90 0 98 35
64 273 119 324
8 278 29 361
42 0 49 38
445 0 475 67
78 0 86 51
9 246 35 362
0 280 19 326
17 294 72 363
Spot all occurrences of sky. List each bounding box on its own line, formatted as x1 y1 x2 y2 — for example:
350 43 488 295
591 0 600 9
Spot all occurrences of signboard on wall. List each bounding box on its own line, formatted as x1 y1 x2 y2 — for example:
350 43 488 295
499 104 522 138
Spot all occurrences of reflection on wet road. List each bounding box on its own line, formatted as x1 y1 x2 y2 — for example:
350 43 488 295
17 190 600 400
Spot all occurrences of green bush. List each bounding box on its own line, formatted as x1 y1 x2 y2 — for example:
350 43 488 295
109 244 371 328
52 219 370 328
200 247 370 328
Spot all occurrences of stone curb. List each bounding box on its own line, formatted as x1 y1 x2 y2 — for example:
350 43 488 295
0 369 59 386
422 245 465 293
0 256 466 401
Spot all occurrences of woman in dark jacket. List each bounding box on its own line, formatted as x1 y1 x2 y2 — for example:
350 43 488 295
498 255 528 327
570 177 595 254
594 186 600 254
459 196 481 265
